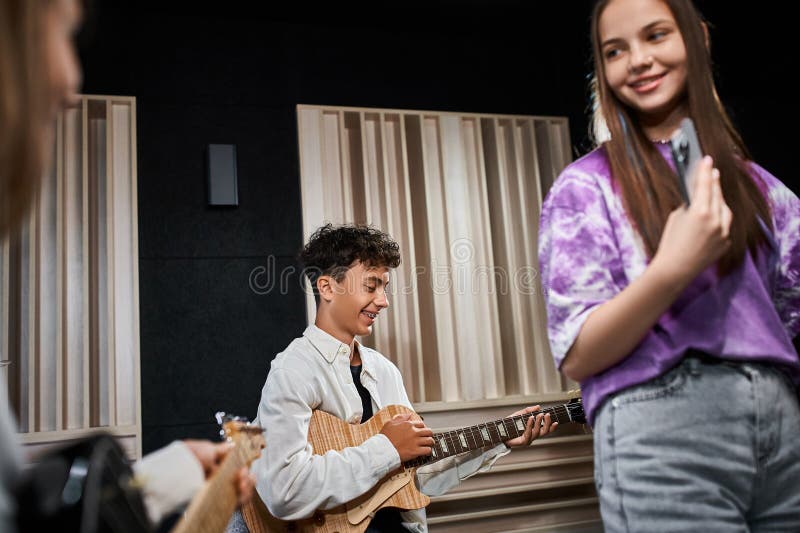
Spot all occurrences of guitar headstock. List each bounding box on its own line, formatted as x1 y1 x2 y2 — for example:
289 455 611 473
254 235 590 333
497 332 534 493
565 389 582 400
215 412 266 463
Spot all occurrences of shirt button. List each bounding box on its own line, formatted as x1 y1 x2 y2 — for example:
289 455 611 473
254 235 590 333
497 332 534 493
612 398 620 408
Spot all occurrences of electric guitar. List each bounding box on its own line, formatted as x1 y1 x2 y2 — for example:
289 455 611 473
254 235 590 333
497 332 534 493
241 398 585 533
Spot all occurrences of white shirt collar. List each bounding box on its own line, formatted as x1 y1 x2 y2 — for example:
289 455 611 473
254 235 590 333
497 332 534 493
303 325 377 380
303 324 356 363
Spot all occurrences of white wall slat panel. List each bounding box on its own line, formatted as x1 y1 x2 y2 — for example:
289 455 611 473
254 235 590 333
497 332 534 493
296 105 573 406
1 96 141 459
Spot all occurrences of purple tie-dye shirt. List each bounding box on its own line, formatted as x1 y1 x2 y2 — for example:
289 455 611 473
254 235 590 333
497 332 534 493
538 143 800 425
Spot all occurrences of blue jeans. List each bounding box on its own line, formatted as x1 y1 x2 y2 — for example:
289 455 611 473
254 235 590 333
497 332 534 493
593 356 800 532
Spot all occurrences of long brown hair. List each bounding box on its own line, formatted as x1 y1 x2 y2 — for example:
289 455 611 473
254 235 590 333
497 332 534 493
590 0 771 275
0 0 49 237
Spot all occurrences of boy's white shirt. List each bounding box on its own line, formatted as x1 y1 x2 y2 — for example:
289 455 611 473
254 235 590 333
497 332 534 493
251 324 510 532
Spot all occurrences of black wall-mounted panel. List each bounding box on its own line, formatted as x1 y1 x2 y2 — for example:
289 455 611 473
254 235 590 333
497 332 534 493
207 144 238 206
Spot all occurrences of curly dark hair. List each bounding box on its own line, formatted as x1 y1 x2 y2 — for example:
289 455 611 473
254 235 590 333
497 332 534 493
299 223 401 295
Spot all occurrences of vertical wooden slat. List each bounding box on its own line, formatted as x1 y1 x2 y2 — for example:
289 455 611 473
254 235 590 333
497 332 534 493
377 113 397 365
518 119 561 392
496 118 532 395
343 112 365 224
420 115 459 401
509 119 538 394
105 99 117 426
55 110 65 430
42 133 57 431
111 102 135 426
81 98 91 428
483 117 523 395
470 118 505 397
108 105 136 426
534 120 556 196
360 112 392 356
27 185 39 431
398 114 425 402
89 98 109 427
130 98 142 458
559 119 572 173
440 116 498 400
403 114 439 401
297 107 324 240
63 105 85 429
379 113 417 398
59 107 84 429
297 107 325 325
335 110 353 224
323 111 346 223
359 112 372 222
15 215 27 430
460 117 504 398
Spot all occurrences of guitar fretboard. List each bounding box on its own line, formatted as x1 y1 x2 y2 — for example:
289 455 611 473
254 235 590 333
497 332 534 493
403 404 574 469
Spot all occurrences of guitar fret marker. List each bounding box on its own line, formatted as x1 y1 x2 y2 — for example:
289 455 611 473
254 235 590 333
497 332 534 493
481 427 490 441
439 438 448 453
497 422 507 437
458 432 468 448
515 418 525 431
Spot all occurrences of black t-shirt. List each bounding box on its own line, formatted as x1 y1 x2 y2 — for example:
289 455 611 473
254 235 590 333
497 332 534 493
350 364 407 533
350 364 373 421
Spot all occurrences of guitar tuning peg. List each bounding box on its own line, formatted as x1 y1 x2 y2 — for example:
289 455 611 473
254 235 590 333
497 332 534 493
215 411 226 425
219 429 226 438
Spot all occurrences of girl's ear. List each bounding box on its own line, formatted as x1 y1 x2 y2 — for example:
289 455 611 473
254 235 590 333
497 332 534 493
317 276 334 303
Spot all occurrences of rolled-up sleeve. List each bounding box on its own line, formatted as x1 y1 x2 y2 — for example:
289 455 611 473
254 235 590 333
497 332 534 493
416 443 510 497
760 165 800 338
538 172 624 368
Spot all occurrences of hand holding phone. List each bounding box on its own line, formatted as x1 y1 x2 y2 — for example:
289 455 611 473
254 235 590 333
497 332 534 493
669 117 703 205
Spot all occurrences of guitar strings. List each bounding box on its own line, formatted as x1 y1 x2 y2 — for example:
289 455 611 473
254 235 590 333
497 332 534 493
404 401 582 468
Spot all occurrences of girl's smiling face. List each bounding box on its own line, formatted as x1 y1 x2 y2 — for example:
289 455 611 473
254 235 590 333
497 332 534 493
599 0 689 133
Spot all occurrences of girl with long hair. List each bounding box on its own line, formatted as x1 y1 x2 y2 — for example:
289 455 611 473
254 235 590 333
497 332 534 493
539 0 800 530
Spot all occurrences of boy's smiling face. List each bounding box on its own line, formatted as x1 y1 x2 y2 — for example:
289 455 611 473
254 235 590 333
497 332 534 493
318 261 390 345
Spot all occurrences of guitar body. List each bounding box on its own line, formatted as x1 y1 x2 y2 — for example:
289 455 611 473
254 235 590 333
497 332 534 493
242 405 429 533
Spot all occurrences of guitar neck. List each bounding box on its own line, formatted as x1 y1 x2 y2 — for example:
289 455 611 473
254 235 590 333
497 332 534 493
171 444 250 533
403 403 575 469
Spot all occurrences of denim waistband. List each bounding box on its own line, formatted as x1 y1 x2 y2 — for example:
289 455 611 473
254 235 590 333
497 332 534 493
683 349 795 390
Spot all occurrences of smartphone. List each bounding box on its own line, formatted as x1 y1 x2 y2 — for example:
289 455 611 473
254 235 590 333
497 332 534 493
669 117 703 205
